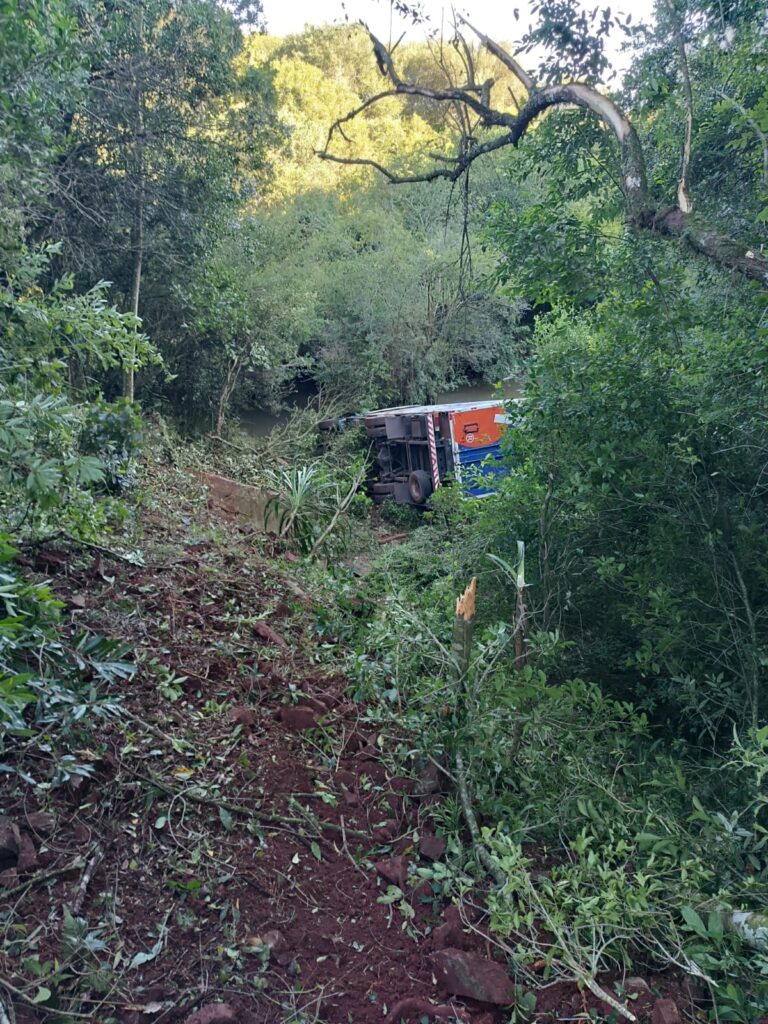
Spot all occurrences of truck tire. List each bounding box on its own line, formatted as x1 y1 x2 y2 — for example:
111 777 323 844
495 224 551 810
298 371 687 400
408 470 433 505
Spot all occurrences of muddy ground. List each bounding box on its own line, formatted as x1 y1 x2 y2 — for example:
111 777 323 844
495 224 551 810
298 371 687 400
0 467 693 1024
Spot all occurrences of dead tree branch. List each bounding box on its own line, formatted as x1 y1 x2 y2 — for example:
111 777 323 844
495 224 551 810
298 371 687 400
317 23 768 286
666 1 694 213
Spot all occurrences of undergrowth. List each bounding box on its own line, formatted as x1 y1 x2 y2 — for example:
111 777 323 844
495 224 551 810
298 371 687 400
331 510 768 1022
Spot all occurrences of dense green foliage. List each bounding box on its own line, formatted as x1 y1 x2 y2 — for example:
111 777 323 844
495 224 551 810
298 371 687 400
3 0 768 1018
313 0 768 1016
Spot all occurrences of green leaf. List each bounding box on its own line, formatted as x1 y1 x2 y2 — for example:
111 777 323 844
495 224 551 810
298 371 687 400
310 841 322 862
26 461 62 495
681 906 707 938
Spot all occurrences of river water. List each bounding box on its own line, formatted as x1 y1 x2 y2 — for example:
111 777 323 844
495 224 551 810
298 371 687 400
238 380 522 438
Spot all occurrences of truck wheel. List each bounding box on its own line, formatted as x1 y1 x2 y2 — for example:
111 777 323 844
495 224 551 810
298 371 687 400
408 470 433 505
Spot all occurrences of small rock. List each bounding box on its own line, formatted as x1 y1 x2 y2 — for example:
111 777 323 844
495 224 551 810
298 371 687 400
375 855 407 890
414 762 442 797
0 816 20 871
652 999 681 1024
254 621 287 649
432 905 469 950
298 696 328 716
389 776 415 795
430 948 514 1005
227 707 256 731
278 706 318 731
184 1003 238 1024
22 811 56 836
618 977 654 1017
16 833 37 873
420 833 447 861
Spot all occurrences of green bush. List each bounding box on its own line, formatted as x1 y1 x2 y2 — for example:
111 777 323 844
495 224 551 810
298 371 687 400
0 535 132 773
81 397 143 493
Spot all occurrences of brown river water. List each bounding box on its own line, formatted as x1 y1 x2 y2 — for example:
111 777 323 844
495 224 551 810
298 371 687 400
238 381 522 438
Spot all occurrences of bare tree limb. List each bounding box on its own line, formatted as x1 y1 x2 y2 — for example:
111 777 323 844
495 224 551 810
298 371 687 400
458 15 536 93
666 1 694 213
317 23 768 287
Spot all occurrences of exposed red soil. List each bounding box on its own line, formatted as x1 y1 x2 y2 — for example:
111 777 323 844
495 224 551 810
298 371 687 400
0 470 693 1024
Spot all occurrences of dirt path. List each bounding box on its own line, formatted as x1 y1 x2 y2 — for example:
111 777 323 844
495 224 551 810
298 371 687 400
0 474 499 1024
1 470 689 1024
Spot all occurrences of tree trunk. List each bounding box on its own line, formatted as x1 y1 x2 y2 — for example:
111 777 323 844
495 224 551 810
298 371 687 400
123 196 143 402
214 356 242 436
123 6 144 402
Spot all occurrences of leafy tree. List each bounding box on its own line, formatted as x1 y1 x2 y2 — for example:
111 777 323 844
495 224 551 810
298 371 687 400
48 0 278 400
319 1 767 284
0 0 86 264
1 248 157 538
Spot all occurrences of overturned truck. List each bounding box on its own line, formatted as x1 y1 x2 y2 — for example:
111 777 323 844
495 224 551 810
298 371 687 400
362 400 511 506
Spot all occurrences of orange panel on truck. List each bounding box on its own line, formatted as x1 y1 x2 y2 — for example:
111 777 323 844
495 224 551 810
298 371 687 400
448 404 505 448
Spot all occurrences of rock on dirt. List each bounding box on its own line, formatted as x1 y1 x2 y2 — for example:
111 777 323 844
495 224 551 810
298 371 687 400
419 832 446 861
0 816 20 871
430 948 514 1005
253 621 287 649
277 705 318 731
375 855 408 889
652 999 681 1024
227 706 256 731
184 1003 239 1024
431 905 470 950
